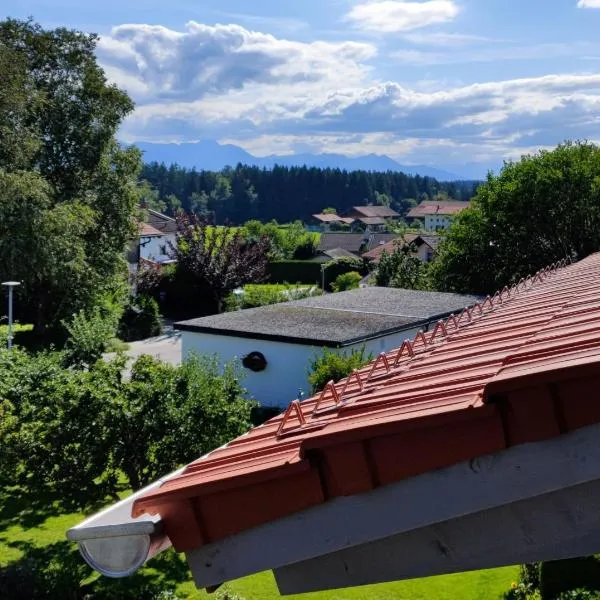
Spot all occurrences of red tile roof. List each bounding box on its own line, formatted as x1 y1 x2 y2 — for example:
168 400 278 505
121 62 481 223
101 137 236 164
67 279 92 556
312 213 344 223
138 222 163 237
132 254 600 555
362 233 437 261
407 200 470 218
351 206 400 219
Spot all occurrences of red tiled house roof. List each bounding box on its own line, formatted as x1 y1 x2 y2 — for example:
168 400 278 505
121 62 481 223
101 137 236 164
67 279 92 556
138 222 163 237
131 253 600 557
362 233 437 262
349 205 400 219
407 200 470 218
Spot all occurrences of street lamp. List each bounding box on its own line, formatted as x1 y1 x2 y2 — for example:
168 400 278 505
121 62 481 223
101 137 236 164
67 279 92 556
2 281 20 350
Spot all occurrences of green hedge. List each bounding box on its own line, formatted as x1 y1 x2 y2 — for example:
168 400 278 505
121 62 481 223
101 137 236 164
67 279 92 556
267 261 322 285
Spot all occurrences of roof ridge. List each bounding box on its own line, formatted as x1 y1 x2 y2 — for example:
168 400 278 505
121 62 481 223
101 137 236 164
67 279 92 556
274 258 573 437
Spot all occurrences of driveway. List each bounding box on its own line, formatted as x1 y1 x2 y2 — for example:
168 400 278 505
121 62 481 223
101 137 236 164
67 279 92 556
105 330 182 375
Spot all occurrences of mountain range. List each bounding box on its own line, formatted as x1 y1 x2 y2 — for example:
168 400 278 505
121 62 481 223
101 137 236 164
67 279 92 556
134 140 488 181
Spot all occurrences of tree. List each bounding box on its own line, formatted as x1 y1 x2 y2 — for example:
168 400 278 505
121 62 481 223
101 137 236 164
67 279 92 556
0 19 141 336
0 348 255 503
308 347 372 394
430 141 600 295
171 214 270 313
376 242 426 289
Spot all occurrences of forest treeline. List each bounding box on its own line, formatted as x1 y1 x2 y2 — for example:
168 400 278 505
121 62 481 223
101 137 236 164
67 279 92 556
140 162 480 224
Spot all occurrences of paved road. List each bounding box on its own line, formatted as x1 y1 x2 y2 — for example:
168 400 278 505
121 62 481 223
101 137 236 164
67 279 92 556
105 331 182 372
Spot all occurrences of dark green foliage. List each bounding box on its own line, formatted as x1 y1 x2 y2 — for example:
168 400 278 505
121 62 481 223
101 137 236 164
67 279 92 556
0 539 185 599
118 295 163 342
375 242 428 289
267 260 323 285
540 557 600 600
225 284 321 311
140 163 479 225
431 141 600 295
322 257 367 291
0 348 255 503
308 346 372 394
114 354 255 490
331 271 362 292
62 306 120 367
0 19 141 336
557 590 600 600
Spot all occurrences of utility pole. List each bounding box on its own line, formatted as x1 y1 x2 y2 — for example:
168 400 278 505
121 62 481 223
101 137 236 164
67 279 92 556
2 281 20 350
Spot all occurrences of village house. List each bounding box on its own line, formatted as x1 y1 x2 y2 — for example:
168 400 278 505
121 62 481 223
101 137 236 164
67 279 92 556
362 233 441 264
318 232 401 257
407 200 470 231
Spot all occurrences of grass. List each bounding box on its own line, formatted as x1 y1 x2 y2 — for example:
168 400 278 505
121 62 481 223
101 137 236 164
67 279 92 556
0 486 518 599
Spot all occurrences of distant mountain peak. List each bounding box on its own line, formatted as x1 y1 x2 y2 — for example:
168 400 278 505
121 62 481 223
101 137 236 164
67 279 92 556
134 140 474 180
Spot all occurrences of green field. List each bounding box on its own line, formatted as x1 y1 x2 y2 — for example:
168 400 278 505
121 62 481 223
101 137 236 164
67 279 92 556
0 487 517 599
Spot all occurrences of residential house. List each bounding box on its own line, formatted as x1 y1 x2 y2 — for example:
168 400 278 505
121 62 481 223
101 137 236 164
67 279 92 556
406 200 470 231
362 233 441 264
141 209 177 263
318 232 401 256
311 213 355 232
346 206 400 233
69 256 600 596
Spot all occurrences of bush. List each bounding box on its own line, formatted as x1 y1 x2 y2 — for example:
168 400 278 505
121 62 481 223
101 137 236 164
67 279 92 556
267 260 322 285
308 346 372 394
118 294 163 341
0 347 256 505
331 271 362 292
62 306 119 367
322 257 367 291
224 283 321 311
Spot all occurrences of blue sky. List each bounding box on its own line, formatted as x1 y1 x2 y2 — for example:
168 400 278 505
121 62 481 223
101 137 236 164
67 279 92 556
5 0 600 175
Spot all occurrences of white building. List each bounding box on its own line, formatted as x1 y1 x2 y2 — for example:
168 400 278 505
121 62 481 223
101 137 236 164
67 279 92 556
407 201 470 232
176 287 481 407
140 209 177 263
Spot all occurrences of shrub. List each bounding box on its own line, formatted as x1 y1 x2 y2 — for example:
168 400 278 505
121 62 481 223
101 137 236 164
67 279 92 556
322 257 367 291
225 283 321 311
62 306 119 367
0 347 256 505
118 294 163 341
331 271 362 292
308 346 372 394
267 260 322 285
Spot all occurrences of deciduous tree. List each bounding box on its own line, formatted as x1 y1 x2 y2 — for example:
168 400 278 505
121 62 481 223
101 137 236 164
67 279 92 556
0 19 141 335
171 214 270 312
430 141 600 294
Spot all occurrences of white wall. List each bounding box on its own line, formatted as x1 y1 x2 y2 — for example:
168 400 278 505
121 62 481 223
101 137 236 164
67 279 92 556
424 215 453 231
140 233 176 262
181 327 419 407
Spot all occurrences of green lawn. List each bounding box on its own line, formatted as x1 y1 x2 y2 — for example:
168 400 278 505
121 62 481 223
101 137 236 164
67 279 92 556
0 487 517 599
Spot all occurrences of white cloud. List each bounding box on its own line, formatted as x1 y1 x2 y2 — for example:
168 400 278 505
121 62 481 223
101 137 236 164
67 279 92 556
578 0 600 7
97 21 376 103
346 1 459 33
105 19 600 172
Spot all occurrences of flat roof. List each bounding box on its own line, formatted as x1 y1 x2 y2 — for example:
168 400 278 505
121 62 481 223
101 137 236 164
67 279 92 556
175 287 482 346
